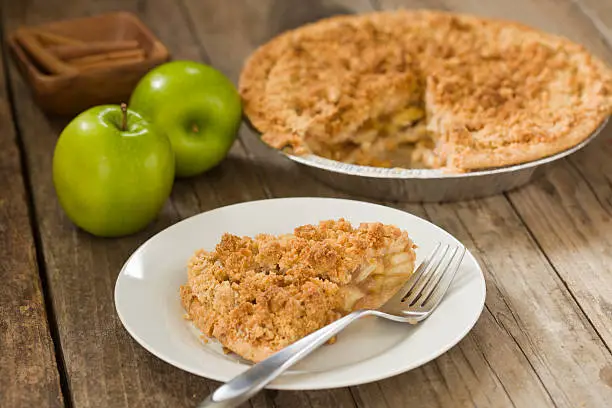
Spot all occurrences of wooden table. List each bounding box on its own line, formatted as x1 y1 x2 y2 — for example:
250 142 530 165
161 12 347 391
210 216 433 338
2 0 612 407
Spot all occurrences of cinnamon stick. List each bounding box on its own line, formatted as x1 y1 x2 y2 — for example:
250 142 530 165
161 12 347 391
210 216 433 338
67 48 146 67
72 53 146 72
50 40 140 60
33 30 84 46
14 29 77 75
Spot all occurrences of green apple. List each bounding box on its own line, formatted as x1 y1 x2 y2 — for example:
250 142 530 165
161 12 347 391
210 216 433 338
53 104 175 237
129 60 242 177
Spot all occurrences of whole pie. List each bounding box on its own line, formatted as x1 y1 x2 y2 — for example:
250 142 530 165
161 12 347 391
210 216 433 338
239 10 612 172
180 219 416 362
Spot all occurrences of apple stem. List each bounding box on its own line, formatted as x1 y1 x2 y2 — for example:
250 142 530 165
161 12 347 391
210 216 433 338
192 123 199 133
121 103 127 131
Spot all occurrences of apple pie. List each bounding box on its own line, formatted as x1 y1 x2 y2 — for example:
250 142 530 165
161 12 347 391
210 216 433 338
239 10 612 172
180 219 416 362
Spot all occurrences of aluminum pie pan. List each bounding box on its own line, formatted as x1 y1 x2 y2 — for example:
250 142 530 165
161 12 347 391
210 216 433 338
248 117 609 202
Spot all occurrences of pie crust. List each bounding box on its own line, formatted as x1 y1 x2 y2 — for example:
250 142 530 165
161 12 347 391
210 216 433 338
180 219 416 362
238 10 612 172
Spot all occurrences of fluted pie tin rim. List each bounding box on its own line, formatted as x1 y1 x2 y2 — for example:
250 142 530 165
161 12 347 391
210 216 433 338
246 117 608 202
278 117 608 179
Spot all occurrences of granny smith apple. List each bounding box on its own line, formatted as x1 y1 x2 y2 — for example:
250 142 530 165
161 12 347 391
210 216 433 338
129 60 242 177
53 104 175 237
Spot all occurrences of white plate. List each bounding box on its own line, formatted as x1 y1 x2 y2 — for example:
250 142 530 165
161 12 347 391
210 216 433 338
114 197 486 390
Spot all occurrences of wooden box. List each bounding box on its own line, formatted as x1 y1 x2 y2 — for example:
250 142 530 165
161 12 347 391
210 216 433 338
7 12 170 116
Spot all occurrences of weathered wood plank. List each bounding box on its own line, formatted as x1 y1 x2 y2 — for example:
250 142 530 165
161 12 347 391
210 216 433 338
374 202 559 408
424 197 612 406
509 149 612 342
0 20 64 408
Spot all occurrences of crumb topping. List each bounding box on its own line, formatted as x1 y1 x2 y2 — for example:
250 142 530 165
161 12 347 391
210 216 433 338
239 10 612 171
180 219 416 362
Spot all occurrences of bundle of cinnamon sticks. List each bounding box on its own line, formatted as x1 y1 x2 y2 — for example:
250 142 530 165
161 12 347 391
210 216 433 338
14 28 146 75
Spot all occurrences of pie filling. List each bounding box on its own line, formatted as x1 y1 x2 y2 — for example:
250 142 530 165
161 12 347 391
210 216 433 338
180 219 416 362
340 248 415 311
311 103 440 169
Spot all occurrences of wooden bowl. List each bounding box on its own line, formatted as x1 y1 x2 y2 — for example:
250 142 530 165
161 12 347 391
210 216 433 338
7 12 170 116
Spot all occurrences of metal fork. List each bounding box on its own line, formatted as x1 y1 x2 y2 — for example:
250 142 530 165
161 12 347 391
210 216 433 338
198 243 466 408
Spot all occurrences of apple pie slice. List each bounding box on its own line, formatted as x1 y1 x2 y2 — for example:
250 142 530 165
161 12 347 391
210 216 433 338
180 219 416 362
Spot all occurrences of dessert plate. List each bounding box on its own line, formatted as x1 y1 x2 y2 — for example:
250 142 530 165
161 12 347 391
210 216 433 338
114 197 486 389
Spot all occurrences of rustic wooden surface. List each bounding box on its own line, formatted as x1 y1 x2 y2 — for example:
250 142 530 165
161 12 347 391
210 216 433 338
1 0 611 407
0 11 64 408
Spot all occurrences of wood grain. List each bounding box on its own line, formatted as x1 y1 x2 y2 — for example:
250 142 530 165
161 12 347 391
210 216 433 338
423 198 612 406
0 25 64 408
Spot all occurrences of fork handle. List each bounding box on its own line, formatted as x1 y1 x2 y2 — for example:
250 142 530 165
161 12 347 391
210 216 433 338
198 310 370 408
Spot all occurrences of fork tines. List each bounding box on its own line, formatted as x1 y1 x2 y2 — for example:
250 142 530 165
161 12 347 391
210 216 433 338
401 243 466 310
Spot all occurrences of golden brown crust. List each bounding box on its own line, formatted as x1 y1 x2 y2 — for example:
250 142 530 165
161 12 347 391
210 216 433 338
239 10 612 171
180 219 416 362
